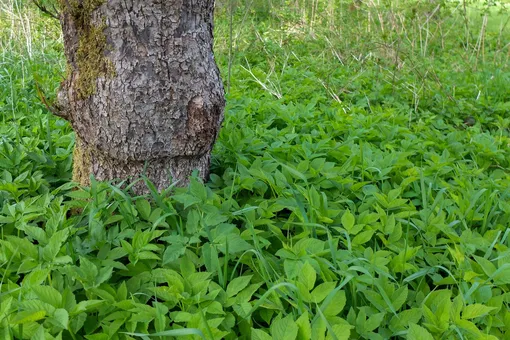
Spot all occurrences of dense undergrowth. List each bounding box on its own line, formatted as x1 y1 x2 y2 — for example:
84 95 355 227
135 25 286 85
1 0 509 339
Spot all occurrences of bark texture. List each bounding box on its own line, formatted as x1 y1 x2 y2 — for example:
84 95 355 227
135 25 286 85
57 0 225 192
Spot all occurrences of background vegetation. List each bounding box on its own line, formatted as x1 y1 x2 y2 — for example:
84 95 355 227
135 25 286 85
0 0 509 339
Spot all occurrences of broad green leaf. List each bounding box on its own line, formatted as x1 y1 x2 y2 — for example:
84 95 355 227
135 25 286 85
32 285 62 308
205 301 225 315
252 328 272 340
493 264 510 285
233 302 251 319
0 297 13 320
299 262 316 291
117 281 128 301
311 282 336 303
455 319 483 336
22 268 50 287
341 210 355 233
76 256 99 282
462 304 496 320
123 328 206 338
322 290 346 317
389 308 422 332
235 282 264 304
474 256 496 277
364 312 385 332
163 243 187 264
327 323 352 340
450 294 463 323
49 308 69 329
311 317 327 340
295 312 311 340
391 285 408 311
65 190 90 199
32 325 45 340
11 310 46 324
352 230 375 246
407 324 434 340
96 266 114 286
227 275 253 298
154 302 169 332
86 334 112 340
215 234 252 254
271 315 298 340
173 193 202 209
136 199 152 220
189 176 207 202
71 300 106 316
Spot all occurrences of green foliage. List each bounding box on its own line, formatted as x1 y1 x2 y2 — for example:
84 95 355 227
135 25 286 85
1 0 510 339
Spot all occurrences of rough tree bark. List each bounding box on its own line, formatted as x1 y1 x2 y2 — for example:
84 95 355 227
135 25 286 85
56 0 225 192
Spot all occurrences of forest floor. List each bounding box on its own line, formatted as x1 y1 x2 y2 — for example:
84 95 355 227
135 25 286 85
0 1 509 339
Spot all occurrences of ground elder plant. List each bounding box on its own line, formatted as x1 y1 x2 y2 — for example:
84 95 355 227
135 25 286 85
0 0 509 339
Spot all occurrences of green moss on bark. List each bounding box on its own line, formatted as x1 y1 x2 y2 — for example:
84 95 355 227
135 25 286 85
72 135 92 187
61 0 114 99
75 21 115 98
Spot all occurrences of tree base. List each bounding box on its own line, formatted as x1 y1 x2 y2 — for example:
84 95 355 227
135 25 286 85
73 136 210 193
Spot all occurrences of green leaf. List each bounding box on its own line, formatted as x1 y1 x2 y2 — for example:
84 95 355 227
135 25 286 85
312 317 327 340
389 308 422 332
341 210 355 233
96 266 113 286
117 281 128 301
32 325 45 340
352 230 375 246
227 275 253 298
86 334 113 340
50 308 69 329
391 285 408 311
493 264 510 285
0 297 13 320
233 302 252 319
70 300 106 316
322 290 346 317
328 323 352 340
154 302 169 333
474 255 496 277
295 312 312 340
364 312 385 333
252 328 272 340
76 256 98 282
32 285 62 308
215 234 252 254
123 328 206 338
66 190 91 199
407 324 434 340
311 282 336 303
11 310 46 324
271 315 299 340
136 199 152 221
22 268 50 287
189 176 207 202
163 243 187 265
173 194 202 209
299 262 316 291
462 304 496 320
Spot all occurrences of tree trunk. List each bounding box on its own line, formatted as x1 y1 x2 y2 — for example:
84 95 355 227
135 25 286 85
57 0 225 192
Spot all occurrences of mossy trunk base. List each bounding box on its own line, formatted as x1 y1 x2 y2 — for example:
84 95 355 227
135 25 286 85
58 0 225 193
73 137 211 191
